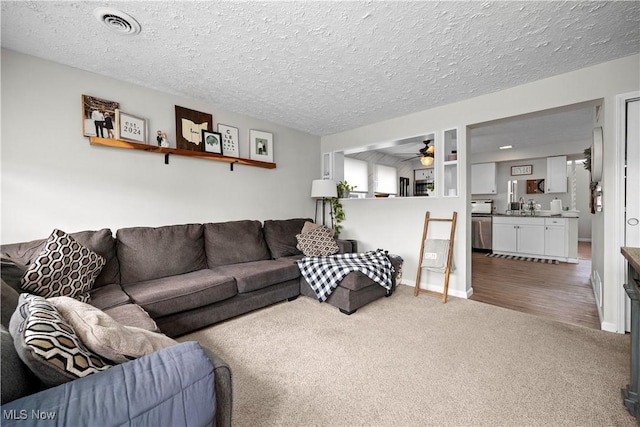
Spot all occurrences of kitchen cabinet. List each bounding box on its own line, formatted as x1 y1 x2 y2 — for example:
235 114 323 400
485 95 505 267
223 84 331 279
471 162 497 195
492 216 544 256
492 222 519 253
414 168 434 196
492 216 578 262
544 218 567 258
546 155 567 193
415 168 434 181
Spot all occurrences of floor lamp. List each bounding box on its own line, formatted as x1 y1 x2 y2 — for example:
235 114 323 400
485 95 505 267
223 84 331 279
311 179 337 227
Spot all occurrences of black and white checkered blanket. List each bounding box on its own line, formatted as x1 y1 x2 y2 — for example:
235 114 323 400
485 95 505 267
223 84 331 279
297 249 394 302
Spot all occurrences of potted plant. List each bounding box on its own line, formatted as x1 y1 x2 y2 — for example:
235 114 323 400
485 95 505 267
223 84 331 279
331 181 356 237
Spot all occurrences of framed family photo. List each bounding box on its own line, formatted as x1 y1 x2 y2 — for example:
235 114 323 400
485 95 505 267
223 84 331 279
81 94 119 138
249 130 273 163
202 130 223 154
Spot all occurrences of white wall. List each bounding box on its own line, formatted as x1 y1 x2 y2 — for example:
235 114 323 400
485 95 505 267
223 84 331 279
322 54 639 330
1 49 321 243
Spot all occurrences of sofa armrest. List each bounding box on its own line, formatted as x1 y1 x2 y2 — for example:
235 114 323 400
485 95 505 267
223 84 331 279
201 346 233 427
1 342 216 427
335 239 356 254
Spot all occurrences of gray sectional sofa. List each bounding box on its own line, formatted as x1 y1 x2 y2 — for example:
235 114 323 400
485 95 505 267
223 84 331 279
1 218 397 426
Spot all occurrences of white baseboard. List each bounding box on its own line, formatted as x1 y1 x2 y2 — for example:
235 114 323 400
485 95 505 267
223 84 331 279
601 321 618 333
399 280 471 299
578 238 592 242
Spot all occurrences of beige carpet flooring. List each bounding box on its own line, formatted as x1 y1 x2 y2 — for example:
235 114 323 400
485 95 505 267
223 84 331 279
179 285 635 426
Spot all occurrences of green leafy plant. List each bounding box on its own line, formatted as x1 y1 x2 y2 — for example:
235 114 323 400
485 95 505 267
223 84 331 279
331 181 356 237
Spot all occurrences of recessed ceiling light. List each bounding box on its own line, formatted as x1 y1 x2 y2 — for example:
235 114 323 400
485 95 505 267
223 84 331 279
499 145 512 150
94 7 141 36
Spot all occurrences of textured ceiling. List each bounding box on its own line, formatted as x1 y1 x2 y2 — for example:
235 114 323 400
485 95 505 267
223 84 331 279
1 1 639 136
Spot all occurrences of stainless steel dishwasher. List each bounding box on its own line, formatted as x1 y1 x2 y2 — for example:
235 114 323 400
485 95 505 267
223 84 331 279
472 214 492 252
471 200 493 252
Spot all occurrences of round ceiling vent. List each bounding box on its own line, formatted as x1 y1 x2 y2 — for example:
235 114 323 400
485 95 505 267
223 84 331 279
93 7 141 35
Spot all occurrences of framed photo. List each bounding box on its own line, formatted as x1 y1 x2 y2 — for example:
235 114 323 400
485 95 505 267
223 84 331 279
175 105 212 152
249 130 273 163
217 124 239 157
116 110 147 144
511 165 532 176
202 130 222 154
81 95 119 138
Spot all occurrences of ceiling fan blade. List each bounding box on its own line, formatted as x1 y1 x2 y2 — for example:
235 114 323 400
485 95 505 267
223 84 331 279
401 155 421 161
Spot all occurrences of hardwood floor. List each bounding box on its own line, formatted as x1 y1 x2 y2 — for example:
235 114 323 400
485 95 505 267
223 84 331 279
470 242 600 329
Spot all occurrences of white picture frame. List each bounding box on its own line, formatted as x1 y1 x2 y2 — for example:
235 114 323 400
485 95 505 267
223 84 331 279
511 165 532 176
116 110 147 144
249 130 273 163
218 124 239 157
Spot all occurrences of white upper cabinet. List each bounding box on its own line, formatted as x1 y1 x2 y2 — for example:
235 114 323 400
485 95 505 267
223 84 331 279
471 162 497 195
546 156 568 193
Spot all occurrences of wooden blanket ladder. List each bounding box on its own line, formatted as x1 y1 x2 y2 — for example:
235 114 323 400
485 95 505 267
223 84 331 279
414 211 457 303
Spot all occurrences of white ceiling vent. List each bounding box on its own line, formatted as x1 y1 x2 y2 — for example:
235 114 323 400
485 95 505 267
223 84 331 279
93 7 141 36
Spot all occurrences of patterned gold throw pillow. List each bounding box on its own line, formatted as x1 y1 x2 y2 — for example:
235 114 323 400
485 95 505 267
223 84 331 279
296 225 340 257
21 229 105 303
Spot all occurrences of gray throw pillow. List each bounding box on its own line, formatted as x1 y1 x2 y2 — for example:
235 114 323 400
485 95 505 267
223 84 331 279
21 229 105 303
48 296 177 364
9 294 112 387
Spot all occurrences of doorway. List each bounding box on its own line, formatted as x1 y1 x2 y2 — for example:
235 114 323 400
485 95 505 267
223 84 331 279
469 103 600 329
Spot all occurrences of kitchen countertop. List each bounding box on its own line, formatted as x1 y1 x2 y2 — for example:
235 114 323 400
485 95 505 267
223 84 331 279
622 247 640 274
492 213 579 218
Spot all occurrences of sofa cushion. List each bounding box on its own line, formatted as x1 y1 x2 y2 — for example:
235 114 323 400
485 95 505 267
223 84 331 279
117 224 207 284
263 218 312 259
1 229 119 288
123 270 237 318
204 220 271 267
337 271 379 292
296 225 340 256
1 324 44 404
1 280 20 329
0 257 28 293
211 259 301 294
9 294 112 387
48 296 178 364
90 283 131 311
21 229 106 303
104 304 161 332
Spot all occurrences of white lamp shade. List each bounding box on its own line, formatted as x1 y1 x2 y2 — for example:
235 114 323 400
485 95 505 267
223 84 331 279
311 179 337 198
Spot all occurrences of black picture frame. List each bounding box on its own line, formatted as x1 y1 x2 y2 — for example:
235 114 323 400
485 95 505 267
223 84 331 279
202 130 222 154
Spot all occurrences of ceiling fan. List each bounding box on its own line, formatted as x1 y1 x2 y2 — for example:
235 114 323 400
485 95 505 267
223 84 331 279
401 139 435 166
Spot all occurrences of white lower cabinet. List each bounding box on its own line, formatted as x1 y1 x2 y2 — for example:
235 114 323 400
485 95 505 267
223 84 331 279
544 218 567 258
492 216 577 262
492 217 544 256
493 222 518 253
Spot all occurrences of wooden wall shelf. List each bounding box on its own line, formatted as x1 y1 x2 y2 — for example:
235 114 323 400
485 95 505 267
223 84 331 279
89 137 276 170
